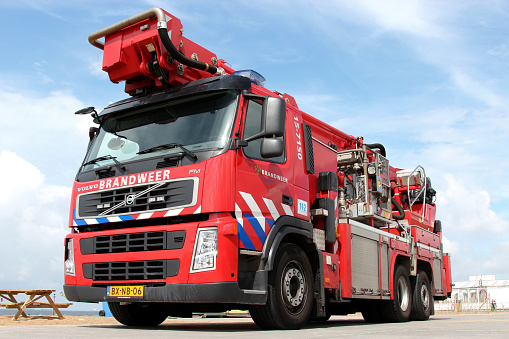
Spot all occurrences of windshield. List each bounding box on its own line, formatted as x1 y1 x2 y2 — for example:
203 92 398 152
82 90 238 172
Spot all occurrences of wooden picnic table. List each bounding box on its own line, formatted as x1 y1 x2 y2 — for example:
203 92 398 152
0 289 72 320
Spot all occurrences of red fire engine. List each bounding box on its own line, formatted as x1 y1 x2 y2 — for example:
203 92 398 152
64 8 452 329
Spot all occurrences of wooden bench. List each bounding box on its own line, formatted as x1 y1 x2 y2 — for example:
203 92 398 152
0 302 72 309
0 289 72 320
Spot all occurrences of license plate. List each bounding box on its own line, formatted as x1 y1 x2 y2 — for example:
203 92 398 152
107 285 144 297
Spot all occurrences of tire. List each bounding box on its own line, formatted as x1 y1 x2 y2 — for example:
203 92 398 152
380 265 411 322
410 271 432 321
361 302 383 323
250 243 314 330
108 302 168 326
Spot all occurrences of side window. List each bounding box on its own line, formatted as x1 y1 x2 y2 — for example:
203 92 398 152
243 100 285 163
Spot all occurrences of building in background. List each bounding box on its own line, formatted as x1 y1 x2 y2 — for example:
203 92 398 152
436 275 509 312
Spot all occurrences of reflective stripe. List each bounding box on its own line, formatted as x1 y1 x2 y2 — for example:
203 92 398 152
164 208 183 217
282 204 293 216
236 203 255 250
243 213 267 244
263 197 280 221
239 191 266 232
136 212 154 220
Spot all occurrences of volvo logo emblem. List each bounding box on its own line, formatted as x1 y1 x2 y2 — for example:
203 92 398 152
125 194 136 205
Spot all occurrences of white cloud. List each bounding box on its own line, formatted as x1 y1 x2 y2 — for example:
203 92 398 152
328 1 506 108
436 174 509 235
488 40 509 59
87 56 109 80
441 235 459 257
0 151 71 290
0 150 44 205
0 87 84 134
484 242 509 274
346 0 444 39
33 61 54 85
291 93 344 122
0 83 92 184
451 69 503 107
427 167 509 281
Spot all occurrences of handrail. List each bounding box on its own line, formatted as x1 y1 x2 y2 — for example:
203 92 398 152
88 7 166 50
407 165 427 220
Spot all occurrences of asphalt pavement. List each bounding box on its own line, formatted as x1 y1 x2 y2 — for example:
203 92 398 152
1 312 508 338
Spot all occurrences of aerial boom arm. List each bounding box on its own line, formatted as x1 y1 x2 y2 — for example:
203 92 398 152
88 7 221 95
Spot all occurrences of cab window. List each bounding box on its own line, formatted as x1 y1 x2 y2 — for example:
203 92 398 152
242 100 285 163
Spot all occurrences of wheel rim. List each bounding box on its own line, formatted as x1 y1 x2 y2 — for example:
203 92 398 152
397 276 410 312
281 260 306 314
420 282 429 311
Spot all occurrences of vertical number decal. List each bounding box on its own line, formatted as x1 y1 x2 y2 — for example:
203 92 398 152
294 116 303 160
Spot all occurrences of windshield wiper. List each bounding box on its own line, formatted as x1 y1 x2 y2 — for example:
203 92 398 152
137 143 197 160
82 155 126 173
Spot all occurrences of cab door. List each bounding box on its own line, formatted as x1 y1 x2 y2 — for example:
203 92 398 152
235 98 294 251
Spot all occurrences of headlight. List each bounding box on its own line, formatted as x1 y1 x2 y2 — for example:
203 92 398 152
190 227 218 273
64 238 75 276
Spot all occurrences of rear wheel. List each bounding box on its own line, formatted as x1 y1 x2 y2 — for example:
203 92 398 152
108 302 168 326
410 271 432 320
250 243 314 330
380 265 411 322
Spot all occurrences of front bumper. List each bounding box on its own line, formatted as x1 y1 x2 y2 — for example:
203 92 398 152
64 282 266 304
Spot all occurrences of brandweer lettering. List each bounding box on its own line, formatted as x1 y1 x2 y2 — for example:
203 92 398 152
78 169 171 192
261 169 288 183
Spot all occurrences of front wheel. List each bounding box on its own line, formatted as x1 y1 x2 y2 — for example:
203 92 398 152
410 270 432 320
108 302 168 326
380 265 412 322
250 243 314 330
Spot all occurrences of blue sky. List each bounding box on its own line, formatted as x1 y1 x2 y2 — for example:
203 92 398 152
1 0 509 310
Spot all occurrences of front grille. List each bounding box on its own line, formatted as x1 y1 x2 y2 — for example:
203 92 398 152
77 178 195 218
96 231 165 253
95 260 164 280
80 230 185 255
83 259 180 281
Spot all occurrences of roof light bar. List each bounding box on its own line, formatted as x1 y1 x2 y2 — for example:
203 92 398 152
233 69 266 87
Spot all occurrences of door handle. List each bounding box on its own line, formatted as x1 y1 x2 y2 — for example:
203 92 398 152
282 195 293 206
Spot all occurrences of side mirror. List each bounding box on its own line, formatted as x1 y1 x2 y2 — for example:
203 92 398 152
75 106 100 124
261 97 286 137
244 95 286 142
75 107 96 115
260 138 284 158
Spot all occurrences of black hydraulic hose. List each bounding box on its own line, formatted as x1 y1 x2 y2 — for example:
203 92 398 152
158 27 217 75
391 197 405 220
365 143 386 157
